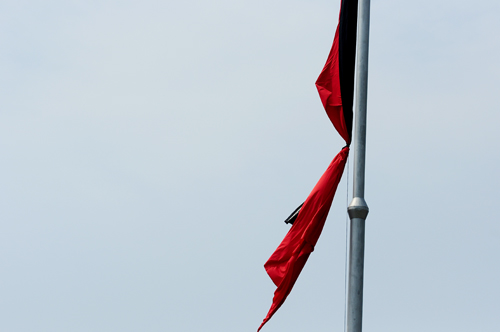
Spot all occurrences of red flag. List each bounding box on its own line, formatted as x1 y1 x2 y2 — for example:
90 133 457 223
258 147 349 331
257 0 358 329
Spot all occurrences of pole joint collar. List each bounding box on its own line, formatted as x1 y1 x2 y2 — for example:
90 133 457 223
348 197 369 220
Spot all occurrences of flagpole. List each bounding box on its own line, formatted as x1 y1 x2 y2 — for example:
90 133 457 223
346 0 371 330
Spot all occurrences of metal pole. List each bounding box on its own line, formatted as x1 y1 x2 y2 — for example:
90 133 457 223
346 0 371 330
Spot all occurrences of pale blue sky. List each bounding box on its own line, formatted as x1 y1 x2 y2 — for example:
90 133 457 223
1 0 499 331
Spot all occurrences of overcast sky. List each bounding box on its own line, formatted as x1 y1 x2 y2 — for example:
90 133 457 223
1 0 499 331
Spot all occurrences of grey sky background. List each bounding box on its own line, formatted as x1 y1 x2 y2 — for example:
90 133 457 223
1 0 499 331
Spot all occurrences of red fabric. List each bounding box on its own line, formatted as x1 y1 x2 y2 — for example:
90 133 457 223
315 26 349 144
258 147 349 331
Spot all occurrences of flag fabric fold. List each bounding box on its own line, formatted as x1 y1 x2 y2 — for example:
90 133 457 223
316 0 358 145
258 0 358 330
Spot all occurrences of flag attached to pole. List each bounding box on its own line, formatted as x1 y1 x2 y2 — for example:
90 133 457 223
258 0 358 330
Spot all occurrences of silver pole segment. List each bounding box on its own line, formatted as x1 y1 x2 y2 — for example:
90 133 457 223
346 0 371 331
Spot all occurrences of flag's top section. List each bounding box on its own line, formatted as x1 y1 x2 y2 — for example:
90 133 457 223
316 0 358 144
